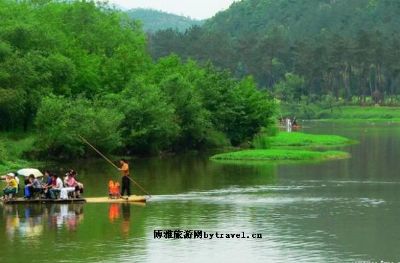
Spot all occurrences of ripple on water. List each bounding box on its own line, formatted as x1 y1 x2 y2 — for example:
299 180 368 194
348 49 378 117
299 179 400 185
150 186 344 206
151 185 309 199
358 198 386 206
149 184 387 210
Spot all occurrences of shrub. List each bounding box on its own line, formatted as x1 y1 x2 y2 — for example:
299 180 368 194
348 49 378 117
35 96 123 158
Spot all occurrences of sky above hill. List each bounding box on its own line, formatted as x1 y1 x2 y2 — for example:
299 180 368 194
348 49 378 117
107 0 237 19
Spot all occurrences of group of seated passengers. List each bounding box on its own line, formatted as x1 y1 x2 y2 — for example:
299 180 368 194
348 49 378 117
2 169 84 200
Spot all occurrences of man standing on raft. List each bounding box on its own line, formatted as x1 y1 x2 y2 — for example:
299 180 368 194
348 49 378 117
119 159 130 197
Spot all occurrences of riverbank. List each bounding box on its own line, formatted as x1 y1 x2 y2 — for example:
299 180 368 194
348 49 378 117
211 149 350 162
318 106 400 121
254 132 355 148
1 130 354 171
281 104 400 122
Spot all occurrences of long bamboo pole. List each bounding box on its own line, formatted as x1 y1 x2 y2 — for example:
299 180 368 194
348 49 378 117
78 135 152 198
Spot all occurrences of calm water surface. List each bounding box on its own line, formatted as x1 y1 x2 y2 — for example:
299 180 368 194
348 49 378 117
1 122 399 263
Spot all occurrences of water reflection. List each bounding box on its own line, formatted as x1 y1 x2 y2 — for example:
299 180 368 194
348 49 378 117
3 204 84 240
0 122 399 262
49 204 84 232
108 203 132 236
0 202 148 263
108 203 120 222
56 155 277 197
121 204 131 236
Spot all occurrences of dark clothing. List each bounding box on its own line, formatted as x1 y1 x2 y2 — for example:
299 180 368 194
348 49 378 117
24 179 42 198
42 176 52 185
121 176 131 197
3 188 16 195
24 186 42 198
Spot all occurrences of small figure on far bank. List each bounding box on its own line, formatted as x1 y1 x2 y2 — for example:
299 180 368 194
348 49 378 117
286 117 292 132
292 116 298 127
119 159 130 197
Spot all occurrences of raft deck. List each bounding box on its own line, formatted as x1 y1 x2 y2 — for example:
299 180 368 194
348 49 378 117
3 198 86 205
86 196 148 203
2 196 148 205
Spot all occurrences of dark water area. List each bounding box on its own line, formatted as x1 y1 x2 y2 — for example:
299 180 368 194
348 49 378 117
1 122 400 262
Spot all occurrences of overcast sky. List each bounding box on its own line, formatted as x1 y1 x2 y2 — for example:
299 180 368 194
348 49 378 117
107 0 237 20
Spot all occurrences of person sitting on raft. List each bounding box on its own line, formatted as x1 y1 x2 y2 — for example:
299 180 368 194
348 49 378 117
2 173 18 200
108 180 121 199
49 174 63 199
68 169 84 197
24 174 42 199
41 170 53 198
61 171 79 199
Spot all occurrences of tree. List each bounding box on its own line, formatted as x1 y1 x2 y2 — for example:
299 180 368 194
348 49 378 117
101 80 179 154
35 96 123 158
273 73 305 102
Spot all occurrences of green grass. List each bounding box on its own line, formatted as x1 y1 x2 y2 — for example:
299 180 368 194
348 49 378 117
1 133 36 157
263 132 354 148
212 131 354 165
211 149 350 162
280 103 400 121
318 106 400 121
0 132 38 173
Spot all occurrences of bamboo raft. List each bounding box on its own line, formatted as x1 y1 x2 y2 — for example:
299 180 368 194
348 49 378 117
86 196 147 203
3 198 86 205
2 195 148 205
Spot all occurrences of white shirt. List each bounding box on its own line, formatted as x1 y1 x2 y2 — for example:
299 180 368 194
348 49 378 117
54 177 63 189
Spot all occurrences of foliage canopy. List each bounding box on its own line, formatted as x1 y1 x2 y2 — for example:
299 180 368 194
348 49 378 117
0 0 275 158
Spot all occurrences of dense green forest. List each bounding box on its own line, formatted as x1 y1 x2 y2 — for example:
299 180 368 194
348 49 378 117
0 0 274 160
150 0 400 105
127 9 203 33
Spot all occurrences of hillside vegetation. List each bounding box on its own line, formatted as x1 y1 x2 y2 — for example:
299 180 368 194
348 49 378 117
150 0 400 105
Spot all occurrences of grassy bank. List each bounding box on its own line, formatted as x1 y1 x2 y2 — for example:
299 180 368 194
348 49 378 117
318 106 400 121
253 132 355 148
0 133 38 173
281 103 400 121
211 131 354 164
211 149 350 162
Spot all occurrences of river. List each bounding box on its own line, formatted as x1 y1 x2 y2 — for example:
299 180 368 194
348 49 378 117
1 122 399 263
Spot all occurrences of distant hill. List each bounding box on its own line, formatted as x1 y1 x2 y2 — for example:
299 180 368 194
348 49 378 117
203 0 400 39
149 0 400 101
127 8 204 33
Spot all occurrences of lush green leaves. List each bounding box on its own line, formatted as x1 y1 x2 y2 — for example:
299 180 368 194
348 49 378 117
35 96 123 158
0 0 148 129
0 1 276 158
274 73 305 102
102 81 179 154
